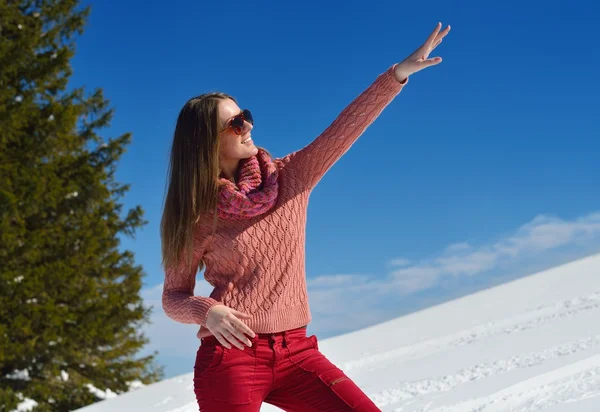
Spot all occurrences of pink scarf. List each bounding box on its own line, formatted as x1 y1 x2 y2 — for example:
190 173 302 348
217 149 279 220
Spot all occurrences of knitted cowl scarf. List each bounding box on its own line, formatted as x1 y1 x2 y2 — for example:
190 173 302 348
217 148 279 220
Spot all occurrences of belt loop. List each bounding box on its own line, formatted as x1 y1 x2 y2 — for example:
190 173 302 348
282 330 288 347
268 333 275 348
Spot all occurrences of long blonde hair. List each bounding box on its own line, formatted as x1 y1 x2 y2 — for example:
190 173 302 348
160 92 231 272
161 93 272 272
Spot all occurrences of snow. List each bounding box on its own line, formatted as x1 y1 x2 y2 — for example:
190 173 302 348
85 383 118 400
72 253 600 412
128 380 145 390
14 394 37 412
6 369 30 381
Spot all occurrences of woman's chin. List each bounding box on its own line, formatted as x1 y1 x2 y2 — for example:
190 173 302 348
236 146 258 159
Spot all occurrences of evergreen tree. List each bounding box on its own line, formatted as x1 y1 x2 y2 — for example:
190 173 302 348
0 1 163 410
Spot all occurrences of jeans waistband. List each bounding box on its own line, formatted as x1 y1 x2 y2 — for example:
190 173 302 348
201 325 307 345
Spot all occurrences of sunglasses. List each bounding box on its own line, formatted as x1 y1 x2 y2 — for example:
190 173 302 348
220 109 253 135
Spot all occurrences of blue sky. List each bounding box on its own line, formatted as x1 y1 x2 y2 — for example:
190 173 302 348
70 0 600 378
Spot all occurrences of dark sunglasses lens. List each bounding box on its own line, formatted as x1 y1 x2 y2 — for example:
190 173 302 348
231 114 245 134
243 109 253 125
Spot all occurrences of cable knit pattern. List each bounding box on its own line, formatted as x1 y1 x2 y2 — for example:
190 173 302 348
162 66 407 339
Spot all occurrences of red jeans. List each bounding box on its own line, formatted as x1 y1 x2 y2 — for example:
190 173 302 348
193 326 381 411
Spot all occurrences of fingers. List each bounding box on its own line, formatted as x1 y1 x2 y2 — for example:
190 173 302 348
227 313 255 346
224 322 253 348
426 23 450 51
411 22 448 60
228 310 255 345
422 39 443 60
423 23 449 59
221 328 246 350
205 306 256 350
218 312 255 350
433 23 450 44
444 25 451 35
436 25 451 42
421 57 442 69
424 22 443 50
230 316 256 339
213 331 232 349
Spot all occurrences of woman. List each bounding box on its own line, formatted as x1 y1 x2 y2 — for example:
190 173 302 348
161 22 450 412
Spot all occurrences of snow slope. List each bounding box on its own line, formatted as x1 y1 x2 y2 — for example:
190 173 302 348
74 253 600 411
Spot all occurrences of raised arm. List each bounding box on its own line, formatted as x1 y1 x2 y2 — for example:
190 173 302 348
283 22 450 191
284 66 407 190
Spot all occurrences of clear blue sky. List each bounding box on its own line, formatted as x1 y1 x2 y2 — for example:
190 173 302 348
70 0 600 377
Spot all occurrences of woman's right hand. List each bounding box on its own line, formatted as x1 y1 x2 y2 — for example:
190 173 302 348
205 304 256 350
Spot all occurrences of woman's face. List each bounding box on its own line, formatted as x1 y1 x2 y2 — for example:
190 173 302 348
217 98 258 167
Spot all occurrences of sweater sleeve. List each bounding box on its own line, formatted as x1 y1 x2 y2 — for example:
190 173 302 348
161 232 220 327
283 65 408 191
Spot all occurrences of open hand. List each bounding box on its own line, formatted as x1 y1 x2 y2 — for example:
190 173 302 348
206 304 256 350
394 22 451 82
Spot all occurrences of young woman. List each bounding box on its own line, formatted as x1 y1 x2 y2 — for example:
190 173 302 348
161 22 450 412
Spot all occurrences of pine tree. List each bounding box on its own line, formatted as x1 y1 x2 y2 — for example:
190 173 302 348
0 1 163 410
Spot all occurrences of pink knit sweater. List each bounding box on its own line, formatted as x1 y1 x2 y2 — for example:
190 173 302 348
162 66 407 339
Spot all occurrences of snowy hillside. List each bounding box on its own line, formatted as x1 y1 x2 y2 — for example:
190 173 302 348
74 253 600 411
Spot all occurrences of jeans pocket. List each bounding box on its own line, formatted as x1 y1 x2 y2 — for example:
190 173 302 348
287 334 320 372
193 343 225 404
194 343 225 376
212 347 257 405
318 368 371 409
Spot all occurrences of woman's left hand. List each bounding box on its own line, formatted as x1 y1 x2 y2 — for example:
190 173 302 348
394 22 451 82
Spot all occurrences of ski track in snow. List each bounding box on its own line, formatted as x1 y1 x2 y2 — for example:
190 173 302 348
165 405 196 412
341 291 600 373
153 396 174 407
369 335 600 407
418 355 600 412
